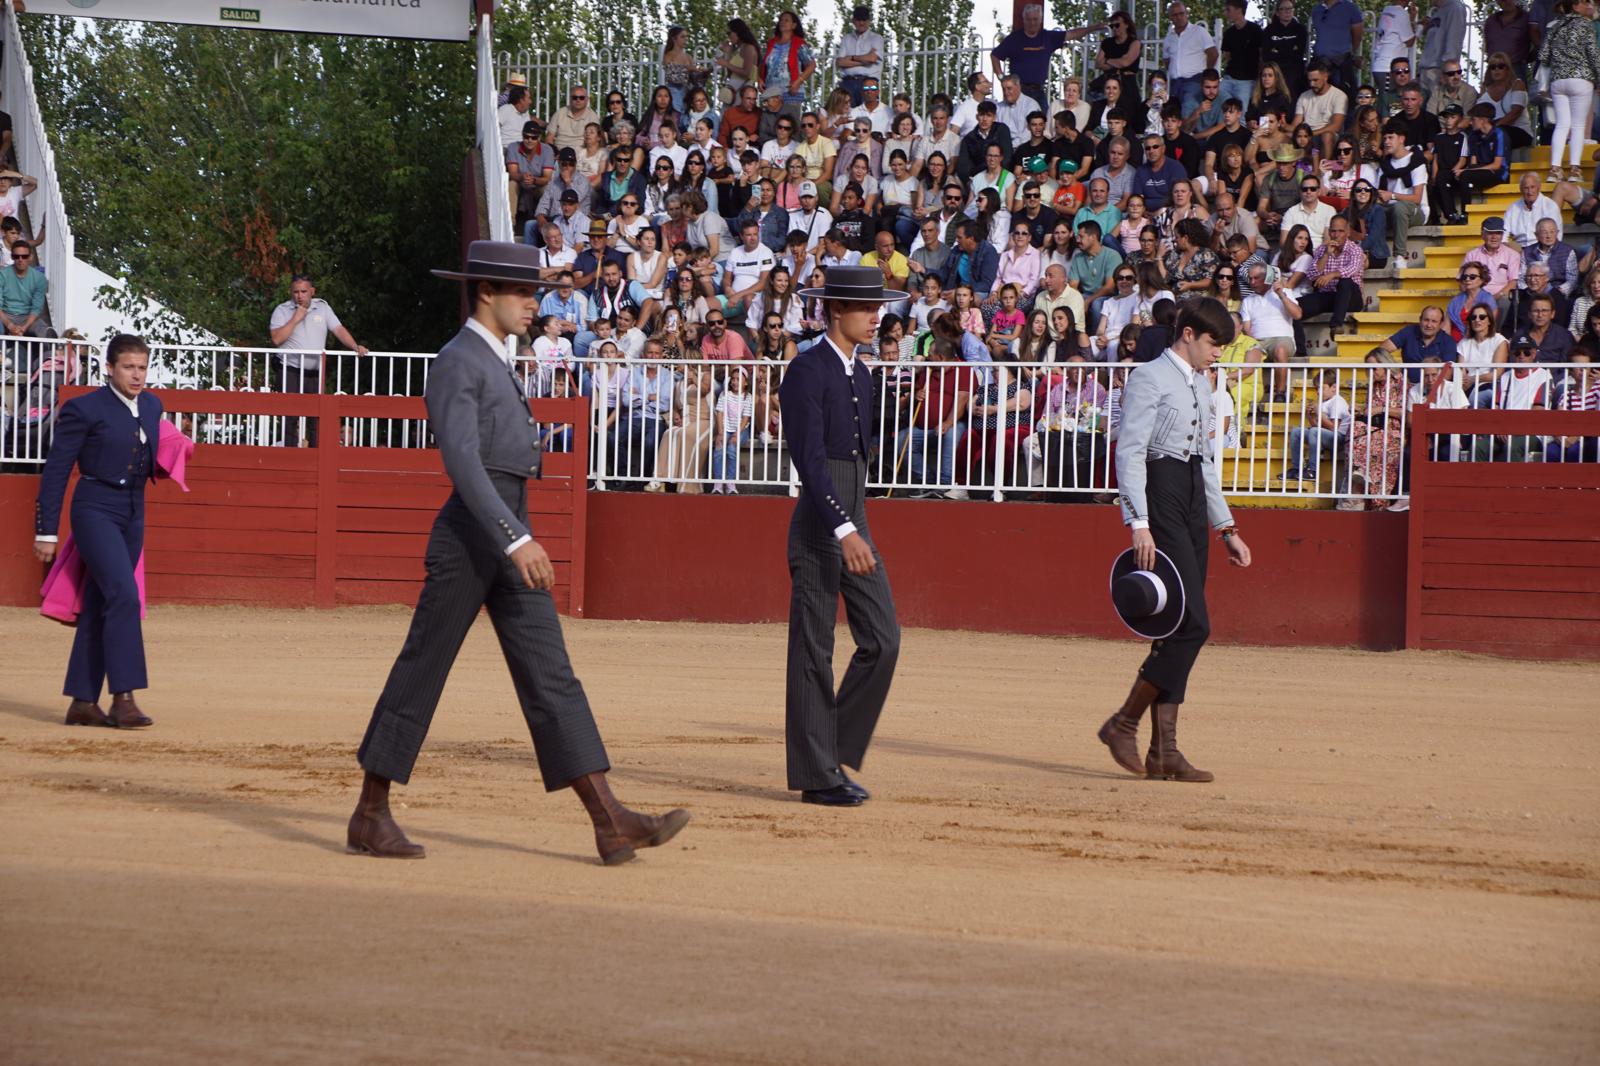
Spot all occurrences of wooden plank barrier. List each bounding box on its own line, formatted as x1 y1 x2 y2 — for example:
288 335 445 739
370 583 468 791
1405 407 1600 659
58 387 590 615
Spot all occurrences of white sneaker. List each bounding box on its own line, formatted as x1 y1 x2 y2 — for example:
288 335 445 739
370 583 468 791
1388 495 1410 512
944 487 971 500
1392 258 1407 272
727 484 740 494
1335 497 1364 511
759 431 775 445
645 480 665 493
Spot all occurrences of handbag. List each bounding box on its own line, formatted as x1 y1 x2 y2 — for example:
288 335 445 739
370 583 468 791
1532 63 1552 103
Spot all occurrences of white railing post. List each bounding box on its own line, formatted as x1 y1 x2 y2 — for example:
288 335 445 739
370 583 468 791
477 13 513 244
3 5 75 331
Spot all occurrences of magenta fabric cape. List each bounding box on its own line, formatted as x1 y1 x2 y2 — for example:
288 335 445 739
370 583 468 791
39 421 194 626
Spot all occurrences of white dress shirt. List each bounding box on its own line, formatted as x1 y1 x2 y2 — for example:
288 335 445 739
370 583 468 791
463 316 532 556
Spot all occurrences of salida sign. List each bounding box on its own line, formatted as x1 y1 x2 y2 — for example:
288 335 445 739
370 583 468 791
23 0 473 42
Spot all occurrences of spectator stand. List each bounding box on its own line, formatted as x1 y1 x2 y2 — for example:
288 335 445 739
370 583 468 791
1404 405 1600 660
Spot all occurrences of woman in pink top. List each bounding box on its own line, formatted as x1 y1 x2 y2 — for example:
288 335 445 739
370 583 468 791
995 222 1043 300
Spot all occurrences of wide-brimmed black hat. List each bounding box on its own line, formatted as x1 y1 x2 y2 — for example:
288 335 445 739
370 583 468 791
1109 547 1186 641
431 240 561 286
797 264 909 303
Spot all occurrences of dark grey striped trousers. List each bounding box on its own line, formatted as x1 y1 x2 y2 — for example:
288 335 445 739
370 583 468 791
785 457 901 791
357 475 610 789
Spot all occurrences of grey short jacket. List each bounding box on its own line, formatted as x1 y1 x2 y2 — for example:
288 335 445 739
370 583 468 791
427 326 543 550
1115 351 1232 530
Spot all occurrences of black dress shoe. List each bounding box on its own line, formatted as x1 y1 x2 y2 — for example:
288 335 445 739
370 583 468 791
801 784 865 807
838 770 871 801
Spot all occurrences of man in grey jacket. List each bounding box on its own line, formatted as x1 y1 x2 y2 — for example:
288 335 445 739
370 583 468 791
1098 297 1253 783
347 241 689 865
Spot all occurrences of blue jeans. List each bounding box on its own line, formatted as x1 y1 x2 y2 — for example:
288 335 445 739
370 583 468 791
1171 76 1204 117
1218 77 1254 113
1287 426 1341 475
839 75 869 106
710 427 750 481
895 424 961 486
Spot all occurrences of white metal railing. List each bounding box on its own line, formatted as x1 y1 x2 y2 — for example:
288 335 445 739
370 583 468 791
477 12 514 243
1 335 101 464
2 3 73 329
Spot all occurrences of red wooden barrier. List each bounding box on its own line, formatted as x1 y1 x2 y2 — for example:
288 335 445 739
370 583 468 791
1405 407 1600 659
57 387 590 614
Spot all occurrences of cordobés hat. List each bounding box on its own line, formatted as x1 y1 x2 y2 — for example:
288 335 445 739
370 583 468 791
797 264 909 304
1271 145 1301 164
1109 547 1187 640
431 240 562 286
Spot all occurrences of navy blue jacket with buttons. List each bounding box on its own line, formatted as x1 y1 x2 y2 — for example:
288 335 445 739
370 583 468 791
778 336 876 529
36 385 163 536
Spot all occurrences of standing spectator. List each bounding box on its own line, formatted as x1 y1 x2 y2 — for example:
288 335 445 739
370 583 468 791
715 18 763 106
1265 0 1311 100
498 86 531 149
991 4 1103 116
1163 3 1218 118
0 167 37 219
1296 215 1365 333
837 7 885 106
1294 60 1349 162
1426 60 1478 116
1094 13 1144 107
1218 0 1263 112
268 274 367 447
1418 0 1468 102
0 239 50 338
1537 0 1600 183
1374 121 1428 269
662 27 709 116
721 84 762 146
0 94 13 168
547 84 600 153
1371 1 1417 92
1485 0 1534 82
1504 171 1563 247
1310 0 1365 93
762 11 817 121
951 71 994 137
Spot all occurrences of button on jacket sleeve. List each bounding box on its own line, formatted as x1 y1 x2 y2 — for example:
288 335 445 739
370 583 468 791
425 343 533 552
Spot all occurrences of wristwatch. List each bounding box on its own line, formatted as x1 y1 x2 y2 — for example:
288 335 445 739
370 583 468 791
1219 526 1238 541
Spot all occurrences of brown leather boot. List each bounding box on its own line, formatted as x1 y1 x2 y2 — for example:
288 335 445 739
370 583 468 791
107 693 153 729
1145 703 1214 783
346 771 426 859
1097 678 1159 776
65 699 110 727
570 772 690 866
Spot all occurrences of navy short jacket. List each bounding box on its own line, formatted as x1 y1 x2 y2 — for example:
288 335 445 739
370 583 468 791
777 336 876 529
36 385 164 535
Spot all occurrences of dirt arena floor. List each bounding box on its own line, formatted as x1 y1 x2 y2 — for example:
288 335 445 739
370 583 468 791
1 605 1596 1065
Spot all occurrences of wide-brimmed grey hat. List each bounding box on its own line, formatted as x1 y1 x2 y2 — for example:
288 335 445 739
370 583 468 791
431 240 561 285
797 264 909 303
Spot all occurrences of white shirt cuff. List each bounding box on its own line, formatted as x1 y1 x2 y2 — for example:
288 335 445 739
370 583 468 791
833 521 857 540
1129 519 1149 531
504 534 532 555
36 534 58 543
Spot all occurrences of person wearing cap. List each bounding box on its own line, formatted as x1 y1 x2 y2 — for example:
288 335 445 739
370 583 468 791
497 72 528 107
777 265 906 807
787 180 833 254
506 120 555 236
837 7 885 106
572 217 626 297
1099 297 1250 784
1255 145 1304 240
497 85 532 149
1476 337 1554 460
547 187 592 254
530 147 591 245
348 241 690 864
1463 216 1523 314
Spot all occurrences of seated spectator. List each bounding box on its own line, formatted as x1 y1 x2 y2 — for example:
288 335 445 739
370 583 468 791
1503 263 1572 336
683 190 732 266
1293 60 1348 162
1281 172 1337 247
721 84 762 146
958 101 1014 181
1377 305 1457 370
760 113 800 175
1162 218 1219 302
498 86 532 148
699 307 752 360
1503 171 1563 249
600 90 639 139
818 227 862 268
709 366 755 493
1069 218 1123 324
508 123 555 235
832 183 878 251
787 181 833 253
1093 264 1142 357
1406 355 1471 464
1241 262 1298 396
1256 146 1305 243
528 314 579 399
1295 215 1365 333
575 218 627 293
592 149 647 220
1548 354 1600 462
878 150 922 246
1523 218 1579 302
548 189 592 255
1427 104 1468 226
1515 294 1575 364
1465 217 1524 317
859 228 912 313
745 263 804 335
1474 338 1551 460
1152 179 1210 254
1032 262 1086 337
649 122 689 177
0 219 45 333
908 274 951 332
1131 297 1177 362
646 364 717 495
936 218 1001 302
1282 369 1352 482
1455 299 1509 408
1373 121 1428 269
1338 349 1408 508
608 340 676 481
1131 133 1190 213
547 83 600 153
895 338 971 496
722 220 775 319
996 221 1043 302
1446 262 1498 338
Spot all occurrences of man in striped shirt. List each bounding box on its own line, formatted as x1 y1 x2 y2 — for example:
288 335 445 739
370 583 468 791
1291 215 1365 334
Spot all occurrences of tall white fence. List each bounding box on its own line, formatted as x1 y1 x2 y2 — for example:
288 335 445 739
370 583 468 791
476 11 514 243
2 3 74 329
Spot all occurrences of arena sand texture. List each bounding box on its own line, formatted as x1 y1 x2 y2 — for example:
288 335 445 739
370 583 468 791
1 605 1596 1065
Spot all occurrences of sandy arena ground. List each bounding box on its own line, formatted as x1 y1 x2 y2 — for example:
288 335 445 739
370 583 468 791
1 605 1596 1065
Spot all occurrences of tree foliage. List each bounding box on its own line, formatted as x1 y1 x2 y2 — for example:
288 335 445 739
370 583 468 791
21 15 474 350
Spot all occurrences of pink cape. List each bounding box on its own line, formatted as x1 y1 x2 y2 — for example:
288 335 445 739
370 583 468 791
39 422 194 627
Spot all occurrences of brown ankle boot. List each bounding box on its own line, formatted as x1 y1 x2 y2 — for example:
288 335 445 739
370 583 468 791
570 772 690 866
347 771 426 858
65 699 110 727
108 693 153 729
1145 703 1213 783
1097 678 1159 776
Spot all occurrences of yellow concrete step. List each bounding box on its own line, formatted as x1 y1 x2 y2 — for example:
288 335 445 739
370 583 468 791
1225 493 1337 510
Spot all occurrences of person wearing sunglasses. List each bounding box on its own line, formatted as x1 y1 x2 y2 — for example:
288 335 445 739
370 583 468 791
1478 48 1534 152
1424 61 1477 119
547 83 600 153
1446 265 1497 337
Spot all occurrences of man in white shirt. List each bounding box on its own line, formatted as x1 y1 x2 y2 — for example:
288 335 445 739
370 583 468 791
915 105 963 174
849 78 893 135
724 220 776 316
994 75 1035 146
1293 61 1349 161
1163 2 1218 118
1241 262 1299 374
836 6 886 106
269 274 367 446
497 86 532 149
951 71 993 137
787 181 834 253
1280 173 1338 247
1502 171 1564 248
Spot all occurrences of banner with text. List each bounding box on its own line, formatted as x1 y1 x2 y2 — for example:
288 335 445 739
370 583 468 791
23 0 472 42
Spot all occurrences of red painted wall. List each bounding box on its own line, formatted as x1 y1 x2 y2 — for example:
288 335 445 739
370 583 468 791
1 474 43 606
584 494 1410 650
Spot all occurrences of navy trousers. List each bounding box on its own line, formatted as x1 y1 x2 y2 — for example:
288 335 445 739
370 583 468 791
64 479 147 701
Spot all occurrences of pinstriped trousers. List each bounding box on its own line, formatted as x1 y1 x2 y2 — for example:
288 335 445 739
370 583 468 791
785 457 901 791
357 475 610 789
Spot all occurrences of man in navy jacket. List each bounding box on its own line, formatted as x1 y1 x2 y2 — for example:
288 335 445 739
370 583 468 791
937 219 1001 300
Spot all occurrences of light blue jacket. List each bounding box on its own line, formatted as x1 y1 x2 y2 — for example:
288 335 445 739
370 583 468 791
1115 351 1232 529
